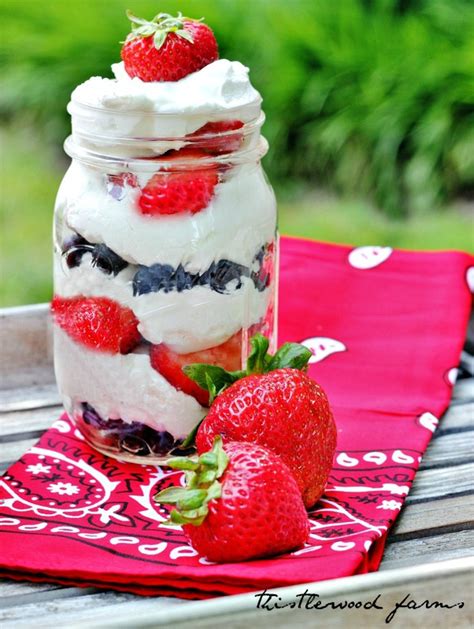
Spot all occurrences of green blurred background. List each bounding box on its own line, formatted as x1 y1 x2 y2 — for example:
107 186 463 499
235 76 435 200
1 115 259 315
1 0 473 306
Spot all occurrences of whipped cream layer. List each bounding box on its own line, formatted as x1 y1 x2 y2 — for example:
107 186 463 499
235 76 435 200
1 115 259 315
54 255 270 353
54 327 206 435
59 161 276 270
69 59 262 142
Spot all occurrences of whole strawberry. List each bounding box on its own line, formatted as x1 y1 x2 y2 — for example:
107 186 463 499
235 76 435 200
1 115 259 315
184 335 337 508
155 437 309 563
121 11 218 82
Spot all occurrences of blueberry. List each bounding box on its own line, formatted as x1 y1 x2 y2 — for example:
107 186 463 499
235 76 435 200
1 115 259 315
133 266 153 295
80 403 179 457
81 402 108 429
209 259 248 293
133 264 175 295
198 262 215 287
119 435 151 456
173 264 194 292
63 234 93 269
254 246 265 266
170 439 197 457
91 244 128 276
149 430 175 455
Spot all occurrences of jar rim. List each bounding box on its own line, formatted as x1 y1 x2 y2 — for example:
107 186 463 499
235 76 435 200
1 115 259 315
63 134 269 171
68 110 265 145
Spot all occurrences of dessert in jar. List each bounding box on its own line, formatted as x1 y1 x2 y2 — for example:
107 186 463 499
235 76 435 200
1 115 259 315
51 12 278 463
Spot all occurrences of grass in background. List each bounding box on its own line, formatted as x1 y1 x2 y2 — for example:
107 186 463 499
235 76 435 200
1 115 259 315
1 0 473 217
1 123 471 307
1 0 472 306
0 124 62 306
278 191 473 252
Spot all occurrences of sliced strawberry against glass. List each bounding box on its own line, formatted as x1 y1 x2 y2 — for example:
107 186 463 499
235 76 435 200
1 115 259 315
51 296 141 354
150 332 242 406
106 172 138 201
188 120 244 154
138 149 219 216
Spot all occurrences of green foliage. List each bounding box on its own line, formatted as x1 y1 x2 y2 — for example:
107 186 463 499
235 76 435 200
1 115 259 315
1 0 473 216
1 119 472 308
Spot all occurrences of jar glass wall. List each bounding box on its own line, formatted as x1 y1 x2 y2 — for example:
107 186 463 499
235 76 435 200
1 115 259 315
52 105 278 463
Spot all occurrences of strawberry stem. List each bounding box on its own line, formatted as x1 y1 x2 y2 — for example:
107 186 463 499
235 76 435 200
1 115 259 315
183 333 312 401
154 436 228 526
124 10 202 50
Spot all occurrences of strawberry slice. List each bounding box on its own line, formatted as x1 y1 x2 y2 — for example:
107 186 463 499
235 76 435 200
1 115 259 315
51 296 141 354
188 120 244 154
138 149 218 216
150 332 242 406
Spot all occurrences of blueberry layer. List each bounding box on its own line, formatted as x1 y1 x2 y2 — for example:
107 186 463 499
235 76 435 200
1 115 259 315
63 235 128 276
80 402 194 457
62 234 271 295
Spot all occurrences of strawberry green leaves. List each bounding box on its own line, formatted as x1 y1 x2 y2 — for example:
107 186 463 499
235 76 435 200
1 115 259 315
154 436 228 526
267 341 313 371
246 333 270 373
179 334 313 448
182 364 244 406
183 333 312 402
125 10 198 50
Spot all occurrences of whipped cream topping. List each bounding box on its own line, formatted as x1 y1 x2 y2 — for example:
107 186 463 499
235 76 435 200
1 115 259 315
69 59 262 140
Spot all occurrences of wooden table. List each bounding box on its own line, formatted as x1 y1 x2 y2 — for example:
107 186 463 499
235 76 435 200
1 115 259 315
1 304 473 628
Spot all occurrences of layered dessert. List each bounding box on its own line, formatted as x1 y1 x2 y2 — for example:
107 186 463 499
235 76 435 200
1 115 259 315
51 12 277 461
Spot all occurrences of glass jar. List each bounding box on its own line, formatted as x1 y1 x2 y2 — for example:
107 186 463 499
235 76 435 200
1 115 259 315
52 100 277 463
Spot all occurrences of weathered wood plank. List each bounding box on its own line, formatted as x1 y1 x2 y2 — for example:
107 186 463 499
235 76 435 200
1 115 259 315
0 580 63 597
0 383 60 413
450 377 474 403
0 590 143 626
0 406 62 437
0 438 41 465
419 430 473 468
391 495 474 536
2 559 470 629
0 305 53 386
0 586 99 608
406 462 474 502
0 588 188 629
438 401 473 432
380 529 474 570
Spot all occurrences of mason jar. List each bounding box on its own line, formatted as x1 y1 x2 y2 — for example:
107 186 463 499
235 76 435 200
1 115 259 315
51 96 278 463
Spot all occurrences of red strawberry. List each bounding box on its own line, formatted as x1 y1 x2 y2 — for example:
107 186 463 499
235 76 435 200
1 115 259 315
150 332 242 406
188 120 244 154
51 296 141 354
121 12 218 83
155 437 309 563
138 149 218 216
184 334 337 507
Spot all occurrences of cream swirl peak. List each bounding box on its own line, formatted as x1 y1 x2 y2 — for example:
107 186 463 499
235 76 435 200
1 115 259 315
68 60 262 148
72 59 261 114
